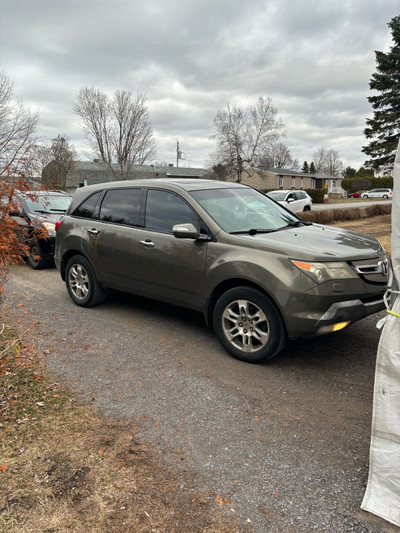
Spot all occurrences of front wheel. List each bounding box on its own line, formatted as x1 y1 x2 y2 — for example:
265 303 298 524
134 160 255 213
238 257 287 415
27 243 49 270
362 194 368 199
65 255 106 307
212 287 286 363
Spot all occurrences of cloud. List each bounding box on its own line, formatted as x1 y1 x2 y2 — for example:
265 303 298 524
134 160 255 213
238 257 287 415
1 0 399 170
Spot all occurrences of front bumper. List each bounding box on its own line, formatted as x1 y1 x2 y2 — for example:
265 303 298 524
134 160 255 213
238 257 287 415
36 236 56 261
278 275 391 339
313 295 385 335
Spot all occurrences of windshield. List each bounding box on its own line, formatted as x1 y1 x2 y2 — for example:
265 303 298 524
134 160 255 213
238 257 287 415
190 187 300 233
266 191 287 202
24 194 72 214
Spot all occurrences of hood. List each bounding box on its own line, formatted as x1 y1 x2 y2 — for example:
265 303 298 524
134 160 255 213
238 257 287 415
30 212 65 225
234 223 383 261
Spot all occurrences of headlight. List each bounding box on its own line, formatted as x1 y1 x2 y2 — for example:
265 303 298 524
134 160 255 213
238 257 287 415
42 221 56 237
290 260 358 283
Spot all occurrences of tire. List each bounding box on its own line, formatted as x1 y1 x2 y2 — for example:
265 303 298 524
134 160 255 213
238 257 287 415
27 243 49 270
212 286 286 363
303 205 311 211
383 195 388 199
362 194 368 199
65 255 106 307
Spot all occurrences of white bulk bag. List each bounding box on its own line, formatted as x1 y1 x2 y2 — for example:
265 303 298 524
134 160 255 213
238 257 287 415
361 139 400 526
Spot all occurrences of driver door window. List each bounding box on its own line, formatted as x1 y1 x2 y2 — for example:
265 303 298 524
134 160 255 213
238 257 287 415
145 189 199 233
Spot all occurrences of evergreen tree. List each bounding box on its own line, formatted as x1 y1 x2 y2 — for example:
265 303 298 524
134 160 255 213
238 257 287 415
309 162 316 174
301 161 309 173
343 166 357 178
362 15 400 174
355 166 375 178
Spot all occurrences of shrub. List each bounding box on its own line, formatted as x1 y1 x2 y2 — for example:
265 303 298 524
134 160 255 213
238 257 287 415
306 188 325 203
300 203 392 224
342 176 393 194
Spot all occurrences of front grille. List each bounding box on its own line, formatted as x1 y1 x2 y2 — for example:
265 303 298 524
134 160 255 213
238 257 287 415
351 256 390 284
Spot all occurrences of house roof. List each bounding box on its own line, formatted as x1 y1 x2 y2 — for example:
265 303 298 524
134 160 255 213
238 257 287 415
71 161 209 177
259 167 340 180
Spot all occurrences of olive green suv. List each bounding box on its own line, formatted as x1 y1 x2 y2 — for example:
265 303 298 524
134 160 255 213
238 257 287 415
55 179 391 363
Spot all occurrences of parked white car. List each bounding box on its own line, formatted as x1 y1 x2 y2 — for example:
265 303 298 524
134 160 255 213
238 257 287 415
362 188 393 199
266 190 312 212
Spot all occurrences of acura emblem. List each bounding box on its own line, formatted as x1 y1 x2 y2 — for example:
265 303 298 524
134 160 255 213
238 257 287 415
378 260 388 276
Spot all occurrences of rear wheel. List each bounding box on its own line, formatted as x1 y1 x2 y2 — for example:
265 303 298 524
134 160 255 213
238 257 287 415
212 287 286 363
65 255 106 307
383 194 388 199
27 243 49 270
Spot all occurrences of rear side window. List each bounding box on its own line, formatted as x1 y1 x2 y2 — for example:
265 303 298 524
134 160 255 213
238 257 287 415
74 192 101 219
99 188 141 226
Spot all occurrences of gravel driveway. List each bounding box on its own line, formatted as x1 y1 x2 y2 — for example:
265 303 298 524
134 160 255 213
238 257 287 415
4 264 399 533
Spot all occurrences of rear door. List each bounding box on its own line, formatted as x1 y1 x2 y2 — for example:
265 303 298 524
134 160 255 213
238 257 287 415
81 187 143 290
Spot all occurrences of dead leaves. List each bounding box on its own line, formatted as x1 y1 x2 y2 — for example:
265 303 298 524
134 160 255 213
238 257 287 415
215 494 231 508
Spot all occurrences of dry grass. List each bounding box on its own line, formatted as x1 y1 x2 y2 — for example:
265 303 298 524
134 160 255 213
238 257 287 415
0 326 251 533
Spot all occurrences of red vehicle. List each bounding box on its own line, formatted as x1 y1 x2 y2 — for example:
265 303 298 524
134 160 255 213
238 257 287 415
348 190 368 198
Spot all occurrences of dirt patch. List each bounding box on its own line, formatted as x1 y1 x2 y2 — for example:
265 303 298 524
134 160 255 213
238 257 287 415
0 325 252 533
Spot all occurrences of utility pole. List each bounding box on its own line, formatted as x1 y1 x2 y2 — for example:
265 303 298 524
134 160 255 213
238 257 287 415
176 141 185 167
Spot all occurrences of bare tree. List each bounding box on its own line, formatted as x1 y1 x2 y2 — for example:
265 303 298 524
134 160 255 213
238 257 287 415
0 71 39 177
41 135 77 190
256 141 299 170
74 87 157 179
312 147 343 177
210 97 285 182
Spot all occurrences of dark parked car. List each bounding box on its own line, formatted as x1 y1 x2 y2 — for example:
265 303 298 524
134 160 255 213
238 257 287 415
8 190 72 269
55 179 392 363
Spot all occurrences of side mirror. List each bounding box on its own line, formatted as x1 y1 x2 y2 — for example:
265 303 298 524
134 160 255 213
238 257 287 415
173 223 200 239
287 197 295 203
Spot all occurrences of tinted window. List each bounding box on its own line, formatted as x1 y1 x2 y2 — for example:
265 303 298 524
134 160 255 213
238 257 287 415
145 190 199 234
74 192 101 219
99 188 141 226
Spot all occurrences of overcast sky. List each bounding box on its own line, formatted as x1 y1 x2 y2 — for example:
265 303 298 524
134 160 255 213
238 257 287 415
1 0 399 170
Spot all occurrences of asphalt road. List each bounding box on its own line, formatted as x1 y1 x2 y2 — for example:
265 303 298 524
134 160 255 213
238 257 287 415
3 264 398 533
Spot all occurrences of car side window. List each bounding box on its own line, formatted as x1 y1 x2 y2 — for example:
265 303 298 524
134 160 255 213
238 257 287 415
99 188 141 226
145 189 199 234
73 192 102 219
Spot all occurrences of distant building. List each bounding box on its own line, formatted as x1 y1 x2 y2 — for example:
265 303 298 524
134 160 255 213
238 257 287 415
42 160 211 195
224 167 343 193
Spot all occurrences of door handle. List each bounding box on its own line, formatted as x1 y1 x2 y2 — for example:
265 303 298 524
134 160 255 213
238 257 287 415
87 228 100 236
139 239 155 248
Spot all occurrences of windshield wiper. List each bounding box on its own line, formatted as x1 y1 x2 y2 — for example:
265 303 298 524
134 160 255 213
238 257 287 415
49 208 67 212
284 220 313 228
230 228 278 235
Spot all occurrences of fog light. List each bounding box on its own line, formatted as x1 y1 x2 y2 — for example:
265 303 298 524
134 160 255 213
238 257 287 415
317 321 351 335
332 321 350 332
